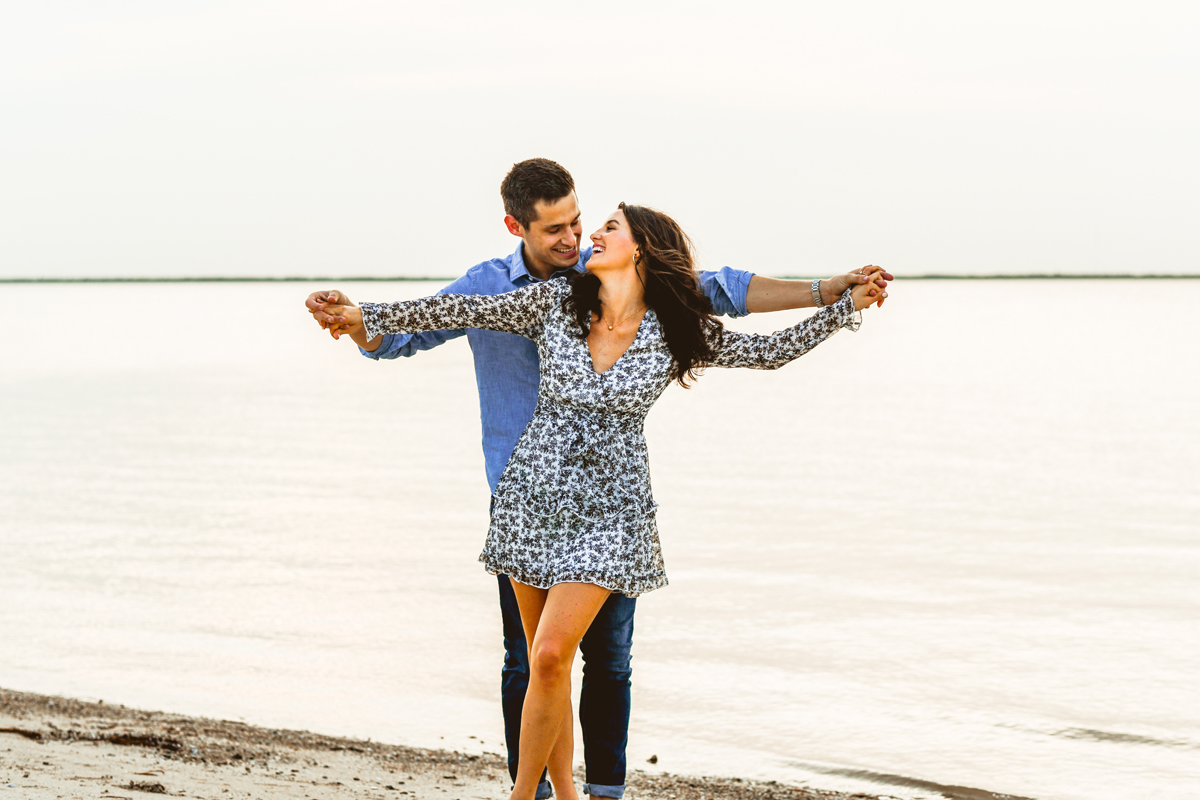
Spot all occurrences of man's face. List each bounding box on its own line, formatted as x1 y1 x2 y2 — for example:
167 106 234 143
513 193 582 274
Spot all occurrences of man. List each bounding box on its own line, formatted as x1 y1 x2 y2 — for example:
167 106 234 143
307 158 890 799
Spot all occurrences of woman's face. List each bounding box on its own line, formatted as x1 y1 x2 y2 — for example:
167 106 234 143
588 209 638 273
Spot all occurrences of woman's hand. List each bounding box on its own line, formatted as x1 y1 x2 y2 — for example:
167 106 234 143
305 289 353 329
849 270 888 311
321 304 364 340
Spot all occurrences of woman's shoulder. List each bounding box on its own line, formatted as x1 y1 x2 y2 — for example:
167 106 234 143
495 276 571 307
537 275 576 309
518 275 572 298
519 276 575 327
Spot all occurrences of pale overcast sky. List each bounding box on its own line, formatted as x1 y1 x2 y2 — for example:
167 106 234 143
2 1 1197 278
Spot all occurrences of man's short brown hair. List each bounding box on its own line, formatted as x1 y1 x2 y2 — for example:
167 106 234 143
500 158 576 228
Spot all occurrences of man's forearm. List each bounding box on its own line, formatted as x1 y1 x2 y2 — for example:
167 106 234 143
744 276 829 313
742 268 890 314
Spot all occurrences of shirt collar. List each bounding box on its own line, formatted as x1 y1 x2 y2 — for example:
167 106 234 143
508 242 590 285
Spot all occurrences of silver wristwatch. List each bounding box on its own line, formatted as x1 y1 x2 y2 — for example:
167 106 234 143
811 279 825 308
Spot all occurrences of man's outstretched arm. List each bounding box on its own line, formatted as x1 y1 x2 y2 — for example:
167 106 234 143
745 266 892 313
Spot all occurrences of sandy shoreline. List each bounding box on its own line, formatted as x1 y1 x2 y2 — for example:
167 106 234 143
1 689 1042 800
2 688 896 800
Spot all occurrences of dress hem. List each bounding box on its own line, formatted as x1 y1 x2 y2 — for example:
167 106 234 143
480 558 666 599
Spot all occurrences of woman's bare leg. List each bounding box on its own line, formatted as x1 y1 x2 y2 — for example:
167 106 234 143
510 584 570 796
511 581 593 799
545 695 575 796
509 581 611 800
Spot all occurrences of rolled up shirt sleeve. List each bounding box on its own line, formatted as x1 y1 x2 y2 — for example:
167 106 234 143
699 267 754 318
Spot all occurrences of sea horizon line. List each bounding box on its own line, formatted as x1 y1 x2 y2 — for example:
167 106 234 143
2 273 1198 284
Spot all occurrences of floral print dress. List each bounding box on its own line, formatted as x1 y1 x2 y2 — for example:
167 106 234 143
361 278 860 597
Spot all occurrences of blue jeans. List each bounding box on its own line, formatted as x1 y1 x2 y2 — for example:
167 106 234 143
497 574 636 799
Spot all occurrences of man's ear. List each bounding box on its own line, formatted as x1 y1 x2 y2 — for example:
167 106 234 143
504 215 524 238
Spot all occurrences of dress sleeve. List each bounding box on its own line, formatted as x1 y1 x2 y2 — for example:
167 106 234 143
360 272 472 360
359 278 565 341
708 289 861 370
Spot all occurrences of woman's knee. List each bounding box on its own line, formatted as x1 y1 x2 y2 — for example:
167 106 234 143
530 638 574 681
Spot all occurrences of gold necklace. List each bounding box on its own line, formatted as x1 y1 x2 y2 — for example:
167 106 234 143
598 305 646 331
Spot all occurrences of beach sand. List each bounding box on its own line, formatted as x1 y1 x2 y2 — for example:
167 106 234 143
1 689 885 800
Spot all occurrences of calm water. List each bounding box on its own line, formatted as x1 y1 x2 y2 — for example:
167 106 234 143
1 280 1198 800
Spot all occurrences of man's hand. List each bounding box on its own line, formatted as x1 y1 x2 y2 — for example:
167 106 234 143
823 266 892 308
306 290 353 331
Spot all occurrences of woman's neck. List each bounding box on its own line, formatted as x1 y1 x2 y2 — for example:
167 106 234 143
596 268 646 319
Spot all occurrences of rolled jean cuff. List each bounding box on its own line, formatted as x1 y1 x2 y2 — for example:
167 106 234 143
584 784 625 798
535 780 554 799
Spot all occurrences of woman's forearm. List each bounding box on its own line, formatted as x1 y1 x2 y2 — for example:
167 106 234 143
352 329 383 351
361 279 561 340
711 291 859 370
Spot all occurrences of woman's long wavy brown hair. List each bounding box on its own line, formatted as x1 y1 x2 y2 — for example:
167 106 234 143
566 202 722 387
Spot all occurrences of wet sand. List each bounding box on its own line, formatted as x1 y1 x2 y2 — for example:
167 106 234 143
1 689 893 800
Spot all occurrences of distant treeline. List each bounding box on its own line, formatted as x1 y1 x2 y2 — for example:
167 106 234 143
2 274 1198 284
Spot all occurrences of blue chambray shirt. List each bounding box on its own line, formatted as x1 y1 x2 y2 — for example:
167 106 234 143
361 243 754 492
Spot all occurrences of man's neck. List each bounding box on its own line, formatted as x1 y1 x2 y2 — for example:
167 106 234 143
521 244 563 282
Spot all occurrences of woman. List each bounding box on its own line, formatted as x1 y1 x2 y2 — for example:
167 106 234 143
322 203 886 800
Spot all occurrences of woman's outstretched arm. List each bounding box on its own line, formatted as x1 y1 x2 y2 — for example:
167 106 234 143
708 271 884 370
320 278 565 346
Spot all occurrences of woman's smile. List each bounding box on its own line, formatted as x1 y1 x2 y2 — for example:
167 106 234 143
588 211 636 270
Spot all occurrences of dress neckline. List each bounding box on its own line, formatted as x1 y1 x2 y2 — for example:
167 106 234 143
586 309 654 376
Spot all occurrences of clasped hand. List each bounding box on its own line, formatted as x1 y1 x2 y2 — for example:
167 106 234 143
304 291 363 340
847 267 891 312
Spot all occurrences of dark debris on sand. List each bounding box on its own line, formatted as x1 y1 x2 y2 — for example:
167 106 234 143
626 772 892 800
1 688 504 778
